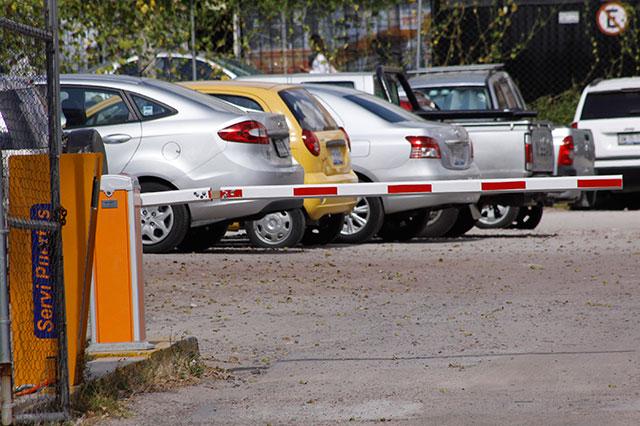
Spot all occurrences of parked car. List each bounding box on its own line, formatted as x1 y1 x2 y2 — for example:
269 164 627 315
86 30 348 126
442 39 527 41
409 64 555 230
94 52 261 81
304 84 481 243
181 80 358 247
573 77 640 207
59 74 304 253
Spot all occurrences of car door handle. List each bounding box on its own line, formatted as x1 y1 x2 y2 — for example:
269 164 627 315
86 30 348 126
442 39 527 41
103 134 132 144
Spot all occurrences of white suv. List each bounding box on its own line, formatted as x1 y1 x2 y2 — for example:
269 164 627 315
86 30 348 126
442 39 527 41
574 77 640 192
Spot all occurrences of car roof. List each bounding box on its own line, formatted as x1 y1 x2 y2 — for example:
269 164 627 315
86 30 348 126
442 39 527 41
61 73 145 87
585 77 640 92
180 80 298 92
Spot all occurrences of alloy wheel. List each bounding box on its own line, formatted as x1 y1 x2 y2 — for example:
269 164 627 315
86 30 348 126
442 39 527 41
341 197 370 236
141 205 175 245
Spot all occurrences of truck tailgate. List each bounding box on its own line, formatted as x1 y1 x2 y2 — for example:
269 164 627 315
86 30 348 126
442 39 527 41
530 125 554 174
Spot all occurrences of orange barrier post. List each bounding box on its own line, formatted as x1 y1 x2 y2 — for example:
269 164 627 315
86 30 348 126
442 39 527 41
89 175 151 353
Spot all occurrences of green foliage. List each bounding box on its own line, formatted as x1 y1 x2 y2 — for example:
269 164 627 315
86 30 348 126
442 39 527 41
530 87 581 126
60 0 194 73
430 0 556 66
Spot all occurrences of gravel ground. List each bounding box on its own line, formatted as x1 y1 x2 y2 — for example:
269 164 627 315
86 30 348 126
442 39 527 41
103 208 640 425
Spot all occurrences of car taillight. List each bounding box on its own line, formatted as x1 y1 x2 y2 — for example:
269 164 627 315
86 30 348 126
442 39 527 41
570 121 578 129
406 136 440 159
558 135 575 166
302 129 321 156
218 120 269 144
399 100 412 111
524 133 533 171
340 127 351 151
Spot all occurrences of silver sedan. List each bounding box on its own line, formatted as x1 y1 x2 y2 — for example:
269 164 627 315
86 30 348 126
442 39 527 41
60 74 304 253
305 84 481 243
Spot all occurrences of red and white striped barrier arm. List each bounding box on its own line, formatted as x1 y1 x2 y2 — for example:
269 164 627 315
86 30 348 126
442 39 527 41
216 175 623 201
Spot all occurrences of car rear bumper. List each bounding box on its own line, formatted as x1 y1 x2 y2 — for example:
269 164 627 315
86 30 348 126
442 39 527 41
303 171 358 221
595 163 640 192
182 162 306 227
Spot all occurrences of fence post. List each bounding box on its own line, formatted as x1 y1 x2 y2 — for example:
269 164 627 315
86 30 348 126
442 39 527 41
44 0 70 416
0 165 12 426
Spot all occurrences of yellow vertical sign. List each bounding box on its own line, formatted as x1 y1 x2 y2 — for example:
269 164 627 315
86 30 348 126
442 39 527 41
9 153 102 394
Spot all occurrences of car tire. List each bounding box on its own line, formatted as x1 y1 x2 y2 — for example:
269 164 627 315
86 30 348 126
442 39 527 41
513 204 544 230
476 204 520 229
140 181 190 254
302 213 345 246
177 221 228 252
443 206 476 238
421 207 459 238
570 191 597 210
246 208 306 248
335 196 385 244
378 208 430 242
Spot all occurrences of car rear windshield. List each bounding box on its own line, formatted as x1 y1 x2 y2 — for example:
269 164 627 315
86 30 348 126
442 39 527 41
581 90 640 120
417 86 491 110
344 94 422 123
279 88 338 131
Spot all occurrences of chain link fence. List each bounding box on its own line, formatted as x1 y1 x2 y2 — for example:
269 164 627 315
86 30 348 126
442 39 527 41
0 1 69 422
241 0 640 106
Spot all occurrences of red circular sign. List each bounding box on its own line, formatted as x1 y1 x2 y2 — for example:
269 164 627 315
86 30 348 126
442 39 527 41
596 2 628 36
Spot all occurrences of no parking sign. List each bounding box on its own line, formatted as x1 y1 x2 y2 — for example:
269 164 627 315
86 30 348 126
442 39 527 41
597 2 628 36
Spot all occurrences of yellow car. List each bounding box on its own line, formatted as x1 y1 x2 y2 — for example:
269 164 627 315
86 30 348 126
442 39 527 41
182 81 357 247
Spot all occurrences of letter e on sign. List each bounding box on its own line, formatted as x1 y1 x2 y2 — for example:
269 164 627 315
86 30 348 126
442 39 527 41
597 2 628 36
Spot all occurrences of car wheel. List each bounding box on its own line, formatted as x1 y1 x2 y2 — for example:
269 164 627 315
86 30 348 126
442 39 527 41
302 213 345 246
443 206 476 238
513 204 543 230
335 196 384 244
570 191 597 210
140 181 190 254
421 207 459 237
378 208 430 242
476 204 520 229
176 221 228 252
246 208 306 248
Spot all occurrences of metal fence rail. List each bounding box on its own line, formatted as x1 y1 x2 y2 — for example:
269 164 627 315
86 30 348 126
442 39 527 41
0 0 69 422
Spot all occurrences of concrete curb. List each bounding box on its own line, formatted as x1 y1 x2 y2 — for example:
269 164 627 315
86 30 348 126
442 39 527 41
71 337 200 415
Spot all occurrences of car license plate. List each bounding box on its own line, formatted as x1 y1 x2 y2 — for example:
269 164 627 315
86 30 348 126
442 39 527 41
330 147 344 166
618 132 640 145
450 145 466 166
274 139 290 157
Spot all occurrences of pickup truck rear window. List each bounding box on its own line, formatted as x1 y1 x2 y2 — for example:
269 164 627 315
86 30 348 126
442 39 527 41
581 90 640 120
279 88 338 131
417 86 490 110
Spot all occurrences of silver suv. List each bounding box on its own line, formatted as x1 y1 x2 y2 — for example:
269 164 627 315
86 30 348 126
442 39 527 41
60 74 304 253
